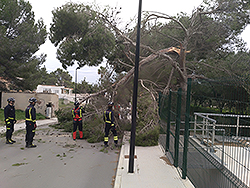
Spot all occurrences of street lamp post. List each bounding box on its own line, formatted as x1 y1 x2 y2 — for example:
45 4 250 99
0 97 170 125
75 67 80 102
128 0 142 173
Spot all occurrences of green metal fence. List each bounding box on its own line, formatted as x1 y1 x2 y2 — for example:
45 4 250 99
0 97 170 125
159 78 250 188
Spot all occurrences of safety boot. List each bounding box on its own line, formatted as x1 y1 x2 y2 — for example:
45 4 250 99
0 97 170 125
27 144 37 148
79 131 84 139
6 140 13 144
73 131 77 140
10 139 16 143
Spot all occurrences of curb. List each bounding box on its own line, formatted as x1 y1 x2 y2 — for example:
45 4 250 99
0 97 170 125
114 131 130 188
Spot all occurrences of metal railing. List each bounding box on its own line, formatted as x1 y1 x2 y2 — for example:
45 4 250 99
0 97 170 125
193 112 217 152
192 112 250 187
194 113 250 137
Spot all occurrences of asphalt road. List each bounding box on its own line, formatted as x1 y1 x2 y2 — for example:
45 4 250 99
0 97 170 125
0 126 119 188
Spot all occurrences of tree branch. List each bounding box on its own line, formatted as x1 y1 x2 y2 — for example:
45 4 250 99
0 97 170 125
117 59 133 68
146 11 188 36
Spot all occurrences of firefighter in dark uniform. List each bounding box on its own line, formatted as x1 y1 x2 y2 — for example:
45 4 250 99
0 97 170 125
103 102 118 147
72 101 85 140
4 97 17 144
25 97 37 148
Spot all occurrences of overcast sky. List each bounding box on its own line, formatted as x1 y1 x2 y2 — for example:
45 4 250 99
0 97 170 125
28 0 250 84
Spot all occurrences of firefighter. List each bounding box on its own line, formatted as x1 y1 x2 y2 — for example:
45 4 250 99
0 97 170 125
4 97 17 144
103 102 118 147
72 101 85 140
25 97 37 148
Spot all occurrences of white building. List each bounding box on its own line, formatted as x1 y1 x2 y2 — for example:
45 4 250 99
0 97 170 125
36 85 92 104
36 85 73 99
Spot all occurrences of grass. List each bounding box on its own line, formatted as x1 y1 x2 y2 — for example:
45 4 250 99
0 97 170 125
63 144 76 148
100 147 108 153
0 108 46 127
12 162 28 166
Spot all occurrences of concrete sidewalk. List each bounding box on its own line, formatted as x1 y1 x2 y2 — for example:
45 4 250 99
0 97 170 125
0 118 58 134
114 132 194 188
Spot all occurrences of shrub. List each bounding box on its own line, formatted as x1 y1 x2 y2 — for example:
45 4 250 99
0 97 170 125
61 121 73 132
83 114 104 143
135 126 160 146
55 107 72 123
117 119 131 131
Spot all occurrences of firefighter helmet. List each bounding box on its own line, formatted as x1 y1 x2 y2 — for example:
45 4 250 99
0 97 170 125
7 97 15 102
108 102 114 106
74 101 80 106
29 97 37 103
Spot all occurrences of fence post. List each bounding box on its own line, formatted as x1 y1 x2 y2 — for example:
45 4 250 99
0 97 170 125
206 118 209 151
236 116 240 137
174 88 182 168
206 115 209 145
221 130 225 167
166 89 172 152
182 78 192 179
210 123 215 153
158 92 162 117
194 114 197 138
201 117 205 144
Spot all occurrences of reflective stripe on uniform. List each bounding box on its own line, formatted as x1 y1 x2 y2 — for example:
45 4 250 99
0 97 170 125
114 136 118 141
26 119 36 122
104 111 113 124
72 107 82 119
104 137 108 142
109 112 111 121
29 108 32 120
26 108 32 121
26 108 36 122
5 117 14 122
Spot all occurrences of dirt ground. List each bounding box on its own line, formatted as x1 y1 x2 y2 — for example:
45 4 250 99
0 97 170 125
0 126 120 188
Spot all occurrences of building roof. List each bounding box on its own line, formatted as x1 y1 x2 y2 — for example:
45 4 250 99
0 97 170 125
36 85 73 91
37 85 65 88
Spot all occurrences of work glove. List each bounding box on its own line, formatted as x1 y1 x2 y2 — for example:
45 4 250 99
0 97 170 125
13 119 17 124
34 123 37 129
